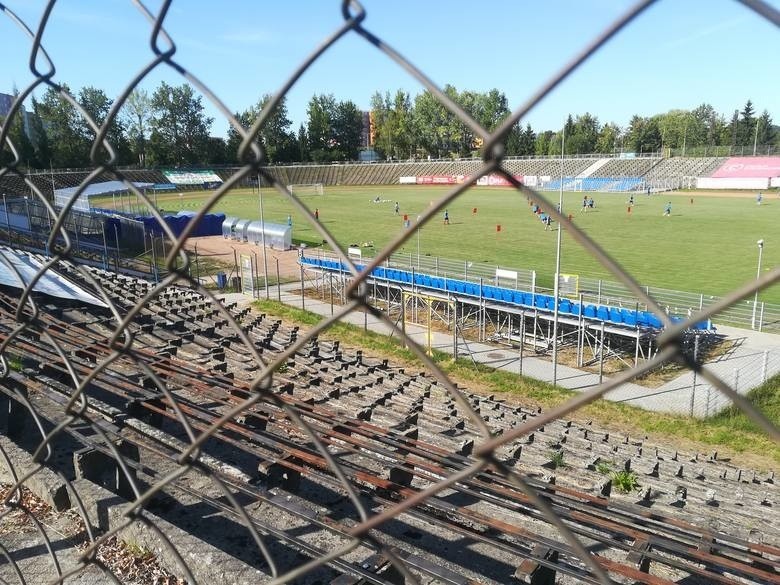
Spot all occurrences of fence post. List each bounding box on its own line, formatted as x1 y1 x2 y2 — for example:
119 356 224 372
329 273 334 316
452 300 458 360
598 321 605 385
479 277 484 342
762 350 769 383
275 257 281 301
689 336 699 417
519 310 524 375
300 264 305 311
758 302 764 332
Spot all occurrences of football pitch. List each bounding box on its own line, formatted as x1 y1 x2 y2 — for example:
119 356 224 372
99 185 780 304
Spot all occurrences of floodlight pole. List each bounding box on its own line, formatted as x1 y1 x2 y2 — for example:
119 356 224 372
417 215 421 267
753 119 760 156
258 175 269 299
751 239 764 330
552 125 564 387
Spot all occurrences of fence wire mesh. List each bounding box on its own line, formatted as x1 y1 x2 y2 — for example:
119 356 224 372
0 1 779 584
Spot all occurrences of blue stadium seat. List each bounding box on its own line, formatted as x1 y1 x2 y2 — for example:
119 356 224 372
647 313 663 329
423 275 432 287
620 308 637 326
584 305 596 318
608 308 622 324
501 289 514 302
414 274 424 285
533 295 546 308
569 302 581 316
512 291 524 305
560 300 571 314
636 311 650 327
545 297 557 311
522 292 534 306
455 281 466 294
596 306 609 321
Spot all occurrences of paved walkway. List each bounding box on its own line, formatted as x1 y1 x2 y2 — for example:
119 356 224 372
221 284 780 417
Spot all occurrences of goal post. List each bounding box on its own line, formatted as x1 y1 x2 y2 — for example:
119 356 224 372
287 183 325 196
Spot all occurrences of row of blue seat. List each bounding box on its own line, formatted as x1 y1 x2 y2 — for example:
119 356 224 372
543 176 644 192
299 256 712 331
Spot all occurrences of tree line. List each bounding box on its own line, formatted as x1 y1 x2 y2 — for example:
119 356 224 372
1 82 777 170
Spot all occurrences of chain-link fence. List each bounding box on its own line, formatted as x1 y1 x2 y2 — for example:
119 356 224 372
1 1 779 584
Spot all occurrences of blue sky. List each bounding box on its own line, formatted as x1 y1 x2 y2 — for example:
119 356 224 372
2 0 778 137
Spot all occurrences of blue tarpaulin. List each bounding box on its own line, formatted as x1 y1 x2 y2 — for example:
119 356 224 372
133 211 226 238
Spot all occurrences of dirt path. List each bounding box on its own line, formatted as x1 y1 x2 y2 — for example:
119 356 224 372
182 235 305 279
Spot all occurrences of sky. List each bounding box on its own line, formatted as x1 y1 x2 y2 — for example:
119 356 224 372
1 0 779 138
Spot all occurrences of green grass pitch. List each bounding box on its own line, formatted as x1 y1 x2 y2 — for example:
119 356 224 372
97 185 780 304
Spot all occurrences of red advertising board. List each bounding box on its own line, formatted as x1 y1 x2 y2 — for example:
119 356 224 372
416 175 457 185
711 157 780 178
476 173 524 186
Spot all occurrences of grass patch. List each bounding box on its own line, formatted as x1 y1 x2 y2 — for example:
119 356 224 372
7 355 23 372
595 460 614 475
252 299 780 466
611 470 640 493
708 374 780 433
549 450 566 469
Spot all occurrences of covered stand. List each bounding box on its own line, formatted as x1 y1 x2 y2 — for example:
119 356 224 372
246 221 292 250
222 216 239 239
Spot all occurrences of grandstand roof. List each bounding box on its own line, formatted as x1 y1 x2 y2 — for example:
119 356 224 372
0 248 107 307
54 180 154 199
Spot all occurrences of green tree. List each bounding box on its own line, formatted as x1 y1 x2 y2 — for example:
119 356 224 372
123 89 152 167
307 93 335 161
595 122 620 154
725 109 740 149
737 99 755 147
296 123 309 162
567 113 599 154
28 98 51 169
391 90 414 159
148 82 213 166
534 130 553 156
413 89 452 158
504 121 523 156
35 85 90 167
519 123 536 156
226 95 296 163
369 91 391 159
332 100 363 160
691 103 724 149
78 86 132 165
626 115 661 154
204 136 228 164
755 110 775 152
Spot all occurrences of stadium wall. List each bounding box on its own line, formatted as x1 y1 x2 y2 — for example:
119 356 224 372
5 156 772 197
